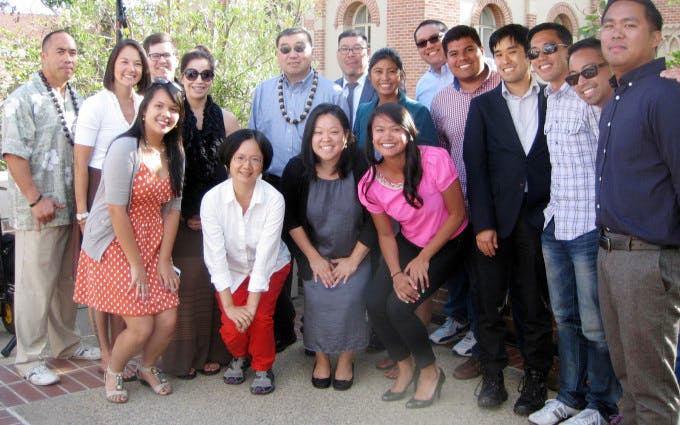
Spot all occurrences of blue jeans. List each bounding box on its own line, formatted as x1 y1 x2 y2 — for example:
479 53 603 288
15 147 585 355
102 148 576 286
443 255 480 357
541 220 621 416
676 337 680 384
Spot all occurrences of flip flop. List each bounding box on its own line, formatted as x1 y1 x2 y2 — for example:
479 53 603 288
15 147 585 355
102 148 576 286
384 365 399 380
375 357 396 370
199 363 221 376
176 368 197 380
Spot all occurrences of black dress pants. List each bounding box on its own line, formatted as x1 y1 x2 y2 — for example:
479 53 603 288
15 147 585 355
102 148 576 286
473 209 553 375
366 228 471 369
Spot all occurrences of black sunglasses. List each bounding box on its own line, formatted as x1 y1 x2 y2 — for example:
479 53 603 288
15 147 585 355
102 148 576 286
565 63 608 86
153 77 183 91
279 45 307 54
183 68 215 82
415 33 443 49
527 42 569 60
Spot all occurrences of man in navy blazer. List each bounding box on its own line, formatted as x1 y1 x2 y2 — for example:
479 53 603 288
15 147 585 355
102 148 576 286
463 24 553 415
335 30 377 128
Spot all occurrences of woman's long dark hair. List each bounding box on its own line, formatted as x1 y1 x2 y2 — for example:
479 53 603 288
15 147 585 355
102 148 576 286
103 38 151 93
119 80 185 197
362 103 423 209
300 103 355 181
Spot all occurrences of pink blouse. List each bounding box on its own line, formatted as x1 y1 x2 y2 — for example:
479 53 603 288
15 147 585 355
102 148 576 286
358 146 468 248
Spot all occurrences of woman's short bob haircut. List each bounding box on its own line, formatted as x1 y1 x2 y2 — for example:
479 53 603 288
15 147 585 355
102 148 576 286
219 129 274 172
103 39 151 93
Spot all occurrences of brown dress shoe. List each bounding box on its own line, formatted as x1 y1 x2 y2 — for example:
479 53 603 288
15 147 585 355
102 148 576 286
453 357 482 380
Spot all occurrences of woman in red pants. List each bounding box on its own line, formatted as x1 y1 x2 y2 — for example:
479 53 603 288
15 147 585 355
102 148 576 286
200 129 291 395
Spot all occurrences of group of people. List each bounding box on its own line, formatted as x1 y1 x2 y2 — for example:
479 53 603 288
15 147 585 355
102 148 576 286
2 0 679 423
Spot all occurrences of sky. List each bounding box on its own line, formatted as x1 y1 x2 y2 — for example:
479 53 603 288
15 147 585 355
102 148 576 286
5 0 53 14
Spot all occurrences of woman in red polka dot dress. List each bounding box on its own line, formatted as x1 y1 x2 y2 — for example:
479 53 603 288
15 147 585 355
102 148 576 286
75 80 185 403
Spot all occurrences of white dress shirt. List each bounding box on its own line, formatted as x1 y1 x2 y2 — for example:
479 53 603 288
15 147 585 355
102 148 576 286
501 76 541 156
343 72 368 126
200 178 290 293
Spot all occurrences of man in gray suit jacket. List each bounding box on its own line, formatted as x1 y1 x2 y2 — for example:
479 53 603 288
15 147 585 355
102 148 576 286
334 30 377 128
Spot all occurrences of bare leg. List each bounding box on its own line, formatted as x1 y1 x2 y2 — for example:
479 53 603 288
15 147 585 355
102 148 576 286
108 315 135 379
89 308 111 372
314 352 331 378
389 357 415 393
107 315 154 400
413 363 440 400
137 309 176 396
334 351 354 381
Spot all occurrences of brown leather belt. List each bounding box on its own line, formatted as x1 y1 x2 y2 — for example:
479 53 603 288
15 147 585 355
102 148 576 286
599 230 673 251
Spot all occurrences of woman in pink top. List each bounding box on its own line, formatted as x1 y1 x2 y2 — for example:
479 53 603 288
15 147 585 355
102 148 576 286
358 103 470 409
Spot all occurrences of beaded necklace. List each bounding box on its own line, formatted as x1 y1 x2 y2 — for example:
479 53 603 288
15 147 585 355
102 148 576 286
278 70 318 125
39 71 79 145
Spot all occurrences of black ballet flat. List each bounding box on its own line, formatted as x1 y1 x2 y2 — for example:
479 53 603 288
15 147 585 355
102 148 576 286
311 362 331 389
405 367 445 409
332 363 354 391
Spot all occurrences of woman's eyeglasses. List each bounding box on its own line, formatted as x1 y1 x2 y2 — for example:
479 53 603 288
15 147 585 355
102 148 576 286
183 68 215 82
527 42 569 60
279 45 307 55
415 33 443 49
565 63 608 86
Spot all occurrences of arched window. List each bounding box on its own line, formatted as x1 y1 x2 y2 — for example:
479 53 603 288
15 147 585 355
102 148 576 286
554 14 573 33
349 4 371 44
478 7 497 58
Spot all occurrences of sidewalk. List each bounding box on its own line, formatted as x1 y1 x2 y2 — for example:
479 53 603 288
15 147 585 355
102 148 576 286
0 306 543 425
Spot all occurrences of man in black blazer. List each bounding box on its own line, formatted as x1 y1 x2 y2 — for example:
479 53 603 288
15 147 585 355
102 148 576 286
335 30 377 128
463 24 553 415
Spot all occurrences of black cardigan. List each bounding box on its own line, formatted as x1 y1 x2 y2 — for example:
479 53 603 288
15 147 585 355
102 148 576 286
280 150 377 281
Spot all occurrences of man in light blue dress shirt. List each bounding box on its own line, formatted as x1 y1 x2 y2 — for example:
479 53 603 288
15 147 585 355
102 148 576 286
248 27 343 352
414 20 453 110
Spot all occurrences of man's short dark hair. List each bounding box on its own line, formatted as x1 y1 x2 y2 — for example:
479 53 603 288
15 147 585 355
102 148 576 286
413 19 448 42
568 37 603 60
602 0 663 32
338 30 368 46
42 29 72 50
143 32 175 54
527 22 573 46
489 24 529 54
276 27 313 47
442 25 482 53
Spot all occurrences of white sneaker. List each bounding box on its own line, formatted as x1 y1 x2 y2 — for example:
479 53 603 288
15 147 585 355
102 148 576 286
451 330 476 356
562 409 608 425
528 399 581 425
70 345 101 361
429 317 469 344
24 364 60 386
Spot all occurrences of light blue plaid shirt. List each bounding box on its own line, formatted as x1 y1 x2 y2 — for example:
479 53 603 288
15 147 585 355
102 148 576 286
543 82 600 240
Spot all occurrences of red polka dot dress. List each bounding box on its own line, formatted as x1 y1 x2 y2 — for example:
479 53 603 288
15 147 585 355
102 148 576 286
75 163 180 316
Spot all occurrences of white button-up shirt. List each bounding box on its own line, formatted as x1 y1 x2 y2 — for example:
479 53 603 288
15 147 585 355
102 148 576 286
200 178 290 293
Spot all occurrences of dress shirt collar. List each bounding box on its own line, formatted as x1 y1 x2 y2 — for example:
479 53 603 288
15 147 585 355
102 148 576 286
427 63 452 78
609 57 665 90
222 178 265 208
343 72 368 89
282 67 315 87
452 64 493 92
501 75 541 100
544 80 570 98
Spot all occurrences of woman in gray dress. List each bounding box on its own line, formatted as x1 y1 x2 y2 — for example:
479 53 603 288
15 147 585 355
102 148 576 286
281 103 375 391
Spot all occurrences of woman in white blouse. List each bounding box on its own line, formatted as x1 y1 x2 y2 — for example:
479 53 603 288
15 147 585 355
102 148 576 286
200 129 291 395
73 39 150 380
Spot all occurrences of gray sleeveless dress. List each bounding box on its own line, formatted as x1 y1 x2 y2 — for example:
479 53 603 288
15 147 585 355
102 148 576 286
302 175 370 353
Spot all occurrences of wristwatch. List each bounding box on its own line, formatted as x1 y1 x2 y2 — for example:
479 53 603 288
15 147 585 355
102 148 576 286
76 212 89 221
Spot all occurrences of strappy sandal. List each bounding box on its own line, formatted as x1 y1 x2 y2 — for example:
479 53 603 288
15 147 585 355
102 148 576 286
136 365 172 395
105 368 128 403
250 369 275 395
223 357 250 385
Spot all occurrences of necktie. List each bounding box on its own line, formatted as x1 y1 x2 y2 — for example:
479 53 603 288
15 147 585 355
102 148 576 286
346 82 359 126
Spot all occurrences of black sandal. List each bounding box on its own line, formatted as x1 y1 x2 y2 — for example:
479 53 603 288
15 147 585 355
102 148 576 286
176 368 197 380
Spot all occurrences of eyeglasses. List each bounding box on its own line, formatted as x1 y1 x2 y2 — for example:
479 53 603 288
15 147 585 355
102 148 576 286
148 52 175 62
565 63 608 86
279 45 307 55
527 42 569 60
183 68 215 82
152 78 184 92
338 46 368 56
232 155 263 166
415 33 443 49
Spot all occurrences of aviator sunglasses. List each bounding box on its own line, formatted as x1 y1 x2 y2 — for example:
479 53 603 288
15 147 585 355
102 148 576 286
527 42 569 60
183 68 215 82
415 33 443 49
565 63 608 86
279 45 307 54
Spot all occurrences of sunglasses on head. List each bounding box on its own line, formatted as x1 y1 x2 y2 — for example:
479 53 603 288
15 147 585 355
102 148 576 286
527 42 569 60
183 68 215 82
279 45 307 54
415 33 443 49
153 77 183 92
565 63 608 86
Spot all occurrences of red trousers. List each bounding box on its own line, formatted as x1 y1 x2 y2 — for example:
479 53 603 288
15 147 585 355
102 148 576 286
216 264 290 371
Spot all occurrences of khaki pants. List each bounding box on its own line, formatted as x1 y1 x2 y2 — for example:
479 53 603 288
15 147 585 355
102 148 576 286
14 225 81 376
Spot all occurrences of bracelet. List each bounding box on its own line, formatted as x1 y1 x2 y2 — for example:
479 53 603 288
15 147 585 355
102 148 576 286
391 271 403 279
76 211 89 221
29 193 43 208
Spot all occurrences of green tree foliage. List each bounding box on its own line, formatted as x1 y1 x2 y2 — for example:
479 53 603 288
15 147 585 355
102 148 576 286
1 0 313 124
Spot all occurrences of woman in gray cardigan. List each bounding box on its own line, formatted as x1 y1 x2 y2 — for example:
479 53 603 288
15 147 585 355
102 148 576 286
75 80 185 403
